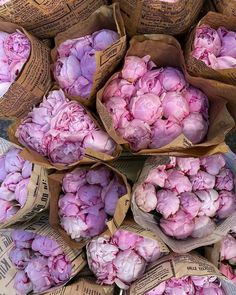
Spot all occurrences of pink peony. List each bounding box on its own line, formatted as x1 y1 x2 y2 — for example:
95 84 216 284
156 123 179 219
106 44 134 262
150 119 182 149
195 282 226 295
15 178 30 207
87 236 118 284
102 177 126 216
176 157 200 176
83 130 116 155
195 189 220 217
86 166 112 187
165 170 192 194
215 168 234 191
0 199 18 222
220 234 236 260
112 229 141 251
194 26 221 56
21 161 32 179
217 191 236 219
48 254 72 284
4 30 30 60
146 165 168 187
200 154 225 176
160 210 195 239
92 29 119 51
62 168 87 193
16 89 117 165
219 263 236 283
180 192 201 218
182 113 208 144
165 277 195 295
12 230 35 249
121 56 148 83
137 69 162 96
118 119 151 151
9 247 31 269
4 148 25 173
162 92 189 122
135 236 161 263
105 96 128 129
135 183 157 212
182 86 209 119
1 171 22 191
14 271 33 295
191 216 216 238
129 93 162 125
59 193 81 217
159 67 186 92
102 76 135 101
25 256 53 293
190 171 215 190
218 27 236 58
156 189 180 219
54 29 118 98
113 249 147 289
31 236 63 257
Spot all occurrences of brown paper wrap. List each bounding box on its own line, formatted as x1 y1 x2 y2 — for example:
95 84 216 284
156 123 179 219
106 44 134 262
49 162 131 249
185 11 236 87
131 151 236 253
97 34 235 157
0 137 50 229
205 241 222 269
0 21 51 119
45 278 114 295
7 92 122 171
126 252 236 295
51 3 126 107
112 0 203 37
0 0 107 39
212 0 236 17
0 213 86 295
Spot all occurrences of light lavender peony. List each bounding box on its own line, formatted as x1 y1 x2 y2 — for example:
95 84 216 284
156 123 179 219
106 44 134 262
16 89 117 165
54 29 119 99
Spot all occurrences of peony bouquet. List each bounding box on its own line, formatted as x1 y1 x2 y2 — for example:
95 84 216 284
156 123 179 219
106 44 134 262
53 29 119 99
101 55 209 151
145 276 225 295
16 89 118 166
134 154 236 240
0 29 30 97
192 26 236 70
87 229 165 289
219 229 236 283
10 230 72 294
0 148 32 222
58 165 127 242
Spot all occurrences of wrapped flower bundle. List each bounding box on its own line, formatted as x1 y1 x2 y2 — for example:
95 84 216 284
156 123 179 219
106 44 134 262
58 165 127 241
53 29 119 100
0 29 30 97
128 252 235 295
0 147 32 222
15 89 118 167
145 276 225 295
192 26 236 70
100 55 209 151
134 154 236 240
10 230 73 294
87 228 165 289
219 231 236 283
